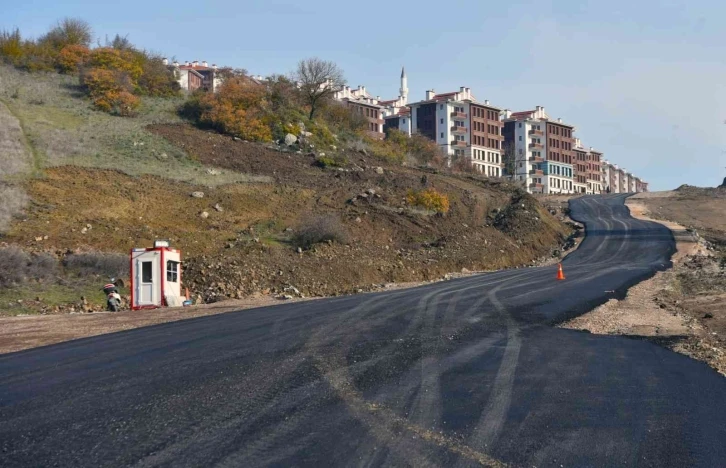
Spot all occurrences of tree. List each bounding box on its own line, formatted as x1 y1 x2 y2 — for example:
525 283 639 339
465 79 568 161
293 57 345 120
501 141 516 179
39 18 92 50
0 29 23 65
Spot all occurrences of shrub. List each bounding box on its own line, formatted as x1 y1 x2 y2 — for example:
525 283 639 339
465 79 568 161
136 54 180 97
56 44 90 74
315 154 347 168
0 29 23 65
63 251 129 278
293 215 348 249
369 129 442 165
197 76 272 141
81 68 139 116
406 188 450 213
0 247 58 287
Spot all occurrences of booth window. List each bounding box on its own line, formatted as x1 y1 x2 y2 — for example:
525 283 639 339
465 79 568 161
166 261 179 283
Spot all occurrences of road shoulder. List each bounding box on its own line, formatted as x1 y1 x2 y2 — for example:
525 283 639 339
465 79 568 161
560 195 725 376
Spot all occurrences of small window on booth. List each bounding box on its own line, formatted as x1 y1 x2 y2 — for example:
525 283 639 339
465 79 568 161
166 261 179 283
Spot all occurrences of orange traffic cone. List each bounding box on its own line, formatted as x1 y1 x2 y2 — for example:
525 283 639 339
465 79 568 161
556 263 566 280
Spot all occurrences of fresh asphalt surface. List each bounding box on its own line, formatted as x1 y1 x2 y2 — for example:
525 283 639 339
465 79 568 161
2 194 726 467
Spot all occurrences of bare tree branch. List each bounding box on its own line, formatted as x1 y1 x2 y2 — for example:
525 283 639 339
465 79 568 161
293 57 345 120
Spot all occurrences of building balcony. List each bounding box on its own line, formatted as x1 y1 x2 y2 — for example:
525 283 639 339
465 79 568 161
529 143 543 149
528 155 544 163
451 140 467 147
451 126 467 134
529 169 544 176
450 111 467 119
528 129 543 136
528 183 544 189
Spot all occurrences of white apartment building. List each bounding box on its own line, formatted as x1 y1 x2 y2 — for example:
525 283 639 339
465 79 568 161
408 88 504 176
503 106 575 194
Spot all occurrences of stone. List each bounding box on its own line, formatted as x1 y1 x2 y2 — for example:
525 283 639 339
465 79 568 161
233 136 241 141
365 188 376 196
200 211 209 219
355 217 362 223
81 227 88 234
191 191 205 198
284 133 298 146
319 152 326 157
461 268 470 274
375 167 384 175
214 203 224 212
297 247 303 253
206 168 220 175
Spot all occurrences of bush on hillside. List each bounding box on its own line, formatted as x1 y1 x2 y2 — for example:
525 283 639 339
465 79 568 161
57 44 90 74
0 20 179 116
0 29 23 65
0 185 29 234
369 129 442 165
406 188 450 214
293 215 349 249
0 247 58 287
81 68 139 116
196 75 272 141
64 251 129 278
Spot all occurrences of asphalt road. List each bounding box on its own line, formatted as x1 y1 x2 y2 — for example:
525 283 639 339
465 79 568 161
2 194 726 467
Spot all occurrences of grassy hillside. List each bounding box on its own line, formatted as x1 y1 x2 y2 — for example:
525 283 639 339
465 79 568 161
0 64 264 185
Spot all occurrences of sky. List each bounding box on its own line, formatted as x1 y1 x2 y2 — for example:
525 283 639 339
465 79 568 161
4 0 725 190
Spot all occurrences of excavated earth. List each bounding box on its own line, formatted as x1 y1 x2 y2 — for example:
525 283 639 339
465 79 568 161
4 124 571 309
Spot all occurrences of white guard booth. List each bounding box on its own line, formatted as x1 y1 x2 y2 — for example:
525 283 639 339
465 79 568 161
130 240 184 310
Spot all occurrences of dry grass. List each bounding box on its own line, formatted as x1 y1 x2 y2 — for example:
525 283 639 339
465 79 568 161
0 184 28 233
0 64 259 186
0 246 57 287
4 167 314 257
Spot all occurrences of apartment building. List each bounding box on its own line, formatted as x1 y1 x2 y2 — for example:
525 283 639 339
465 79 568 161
165 59 223 93
408 88 504 177
502 106 575 194
573 139 589 194
587 148 603 194
383 107 411 134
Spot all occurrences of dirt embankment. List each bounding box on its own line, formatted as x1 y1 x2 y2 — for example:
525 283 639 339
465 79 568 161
7 124 571 303
561 188 726 376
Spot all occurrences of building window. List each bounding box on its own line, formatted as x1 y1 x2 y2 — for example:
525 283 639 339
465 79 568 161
166 261 179 283
440 132 444 138
440 118 444 124
518 123 522 128
402 119 406 124
440 104 443 110
518 135 522 141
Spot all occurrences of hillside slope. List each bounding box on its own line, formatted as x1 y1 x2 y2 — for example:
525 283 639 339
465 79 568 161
0 65 572 310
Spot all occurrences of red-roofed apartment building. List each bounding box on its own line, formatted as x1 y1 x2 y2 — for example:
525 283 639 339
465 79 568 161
167 59 223 93
502 106 575 194
408 88 504 177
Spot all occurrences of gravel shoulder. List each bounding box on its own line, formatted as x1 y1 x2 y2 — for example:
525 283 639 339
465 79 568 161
560 192 726 376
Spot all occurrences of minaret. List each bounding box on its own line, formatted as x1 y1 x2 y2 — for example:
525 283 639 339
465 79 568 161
399 66 408 105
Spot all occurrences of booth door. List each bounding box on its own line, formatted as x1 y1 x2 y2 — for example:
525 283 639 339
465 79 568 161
137 258 157 305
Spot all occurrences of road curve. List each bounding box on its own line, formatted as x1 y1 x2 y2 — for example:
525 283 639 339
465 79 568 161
1 194 725 467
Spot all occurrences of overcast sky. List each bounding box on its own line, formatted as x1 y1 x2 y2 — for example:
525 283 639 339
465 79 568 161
5 0 725 190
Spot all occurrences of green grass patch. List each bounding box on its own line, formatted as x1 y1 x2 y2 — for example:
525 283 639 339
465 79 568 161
0 281 129 316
